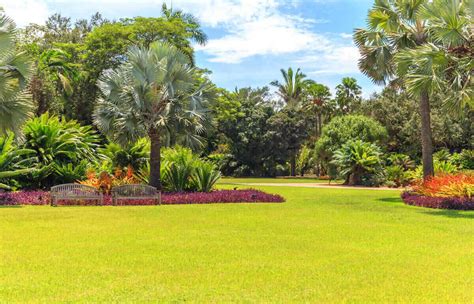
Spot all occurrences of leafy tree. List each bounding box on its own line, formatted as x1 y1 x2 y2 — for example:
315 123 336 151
217 87 277 177
334 77 362 114
266 107 310 176
99 138 150 172
94 42 210 189
331 140 383 186
271 67 310 107
296 145 314 176
0 133 36 189
354 0 472 179
316 115 388 170
0 13 33 135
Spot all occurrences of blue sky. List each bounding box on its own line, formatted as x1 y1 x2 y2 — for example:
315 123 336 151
2 0 381 96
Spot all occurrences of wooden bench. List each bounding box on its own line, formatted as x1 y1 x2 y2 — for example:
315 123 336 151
111 184 161 206
50 184 103 206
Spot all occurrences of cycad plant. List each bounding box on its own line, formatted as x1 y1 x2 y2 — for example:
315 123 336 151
0 133 36 189
191 161 221 193
99 138 150 172
331 140 383 186
94 41 211 189
354 0 473 179
0 12 34 135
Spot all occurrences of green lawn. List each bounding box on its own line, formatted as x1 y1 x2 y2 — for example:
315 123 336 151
219 177 339 184
1 185 473 302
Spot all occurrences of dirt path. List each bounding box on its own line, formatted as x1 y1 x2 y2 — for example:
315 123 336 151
225 182 404 191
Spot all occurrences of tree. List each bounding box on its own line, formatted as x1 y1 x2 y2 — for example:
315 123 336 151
334 77 361 114
354 0 472 179
267 107 310 176
94 42 210 189
303 81 333 138
271 67 310 107
316 115 387 172
0 13 33 135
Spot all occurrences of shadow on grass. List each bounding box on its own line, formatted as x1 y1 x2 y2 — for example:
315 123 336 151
420 209 474 219
377 197 403 204
0 205 22 208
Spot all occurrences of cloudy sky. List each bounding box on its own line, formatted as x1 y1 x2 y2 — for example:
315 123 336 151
1 0 381 96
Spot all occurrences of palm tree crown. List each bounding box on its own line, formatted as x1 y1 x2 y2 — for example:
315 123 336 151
0 13 33 135
271 67 310 106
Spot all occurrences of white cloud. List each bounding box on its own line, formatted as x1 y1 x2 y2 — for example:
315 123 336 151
0 0 50 27
298 46 361 75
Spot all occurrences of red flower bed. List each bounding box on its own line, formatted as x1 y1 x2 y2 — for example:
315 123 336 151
401 191 474 210
0 189 284 206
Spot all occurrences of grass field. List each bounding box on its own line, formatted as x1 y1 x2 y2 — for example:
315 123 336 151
219 177 339 184
1 185 473 302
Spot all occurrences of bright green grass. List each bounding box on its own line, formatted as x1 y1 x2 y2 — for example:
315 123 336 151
219 177 339 184
1 185 473 302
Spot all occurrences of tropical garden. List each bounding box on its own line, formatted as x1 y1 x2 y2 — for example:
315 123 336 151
0 0 473 302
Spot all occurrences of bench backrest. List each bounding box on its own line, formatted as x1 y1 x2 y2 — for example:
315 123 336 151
112 184 158 197
51 184 100 196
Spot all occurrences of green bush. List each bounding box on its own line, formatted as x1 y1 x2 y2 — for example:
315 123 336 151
99 138 149 172
316 115 387 168
20 113 99 188
385 165 411 187
191 161 221 192
331 140 383 186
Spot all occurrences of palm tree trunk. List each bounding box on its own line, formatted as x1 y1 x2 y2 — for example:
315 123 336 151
419 91 434 179
149 129 162 190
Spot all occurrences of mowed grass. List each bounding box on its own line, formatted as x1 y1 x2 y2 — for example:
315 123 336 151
1 185 473 303
219 177 339 184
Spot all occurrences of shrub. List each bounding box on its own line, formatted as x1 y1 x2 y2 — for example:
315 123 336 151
411 174 474 198
385 165 411 187
191 161 221 192
401 192 474 210
387 153 415 170
0 189 284 205
79 166 138 194
316 115 387 164
99 138 149 171
331 140 383 186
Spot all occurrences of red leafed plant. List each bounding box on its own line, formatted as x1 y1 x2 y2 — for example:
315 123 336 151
411 173 474 198
79 166 139 194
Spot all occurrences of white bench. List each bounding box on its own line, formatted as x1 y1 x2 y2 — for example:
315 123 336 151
50 184 103 206
111 184 161 205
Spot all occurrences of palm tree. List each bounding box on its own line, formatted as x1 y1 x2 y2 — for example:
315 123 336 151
303 81 332 138
94 41 210 189
334 77 362 114
271 67 310 107
354 0 472 179
0 13 33 135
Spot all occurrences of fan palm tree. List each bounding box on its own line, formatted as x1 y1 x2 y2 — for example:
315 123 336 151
335 77 362 114
94 41 210 189
354 0 472 179
271 67 310 107
0 13 34 135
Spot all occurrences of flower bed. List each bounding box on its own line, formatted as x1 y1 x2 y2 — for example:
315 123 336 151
0 189 284 206
401 191 474 210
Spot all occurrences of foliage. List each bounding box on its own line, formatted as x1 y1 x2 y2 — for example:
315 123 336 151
453 150 474 170
0 190 50 205
191 162 222 193
271 67 311 106
384 165 411 188
401 191 474 210
0 133 36 189
296 145 314 176
302 81 333 138
79 166 138 194
161 146 198 192
331 140 383 186
387 153 415 170
94 41 212 189
411 174 474 199
99 138 149 172
0 12 34 135
334 77 361 114
21 113 99 188
316 115 387 164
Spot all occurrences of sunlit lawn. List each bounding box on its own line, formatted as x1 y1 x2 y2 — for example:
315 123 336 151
1 184 472 302
219 177 341 184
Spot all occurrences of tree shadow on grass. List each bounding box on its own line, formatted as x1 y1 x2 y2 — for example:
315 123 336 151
377 197 403 204
0 205 22 208
419 209 474 219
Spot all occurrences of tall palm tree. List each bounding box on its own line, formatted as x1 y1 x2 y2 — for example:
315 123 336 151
335 77 362 114
0 13 33 135
354 0 472 179
303 81 332 138
271 67 310 107
94 41 210 189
